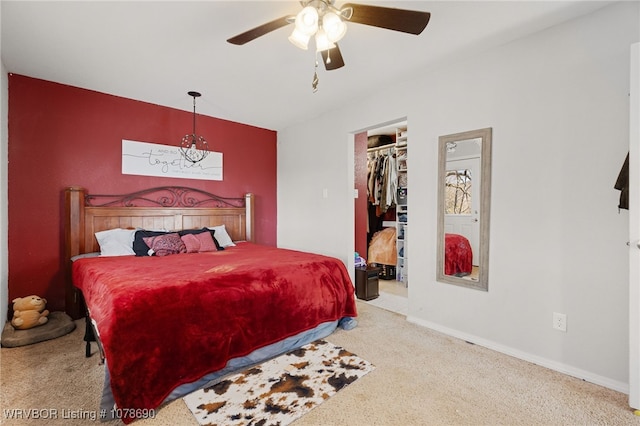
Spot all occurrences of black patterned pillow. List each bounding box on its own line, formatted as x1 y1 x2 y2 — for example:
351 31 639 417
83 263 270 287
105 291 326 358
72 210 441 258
143 233 186 256
133 230 168 256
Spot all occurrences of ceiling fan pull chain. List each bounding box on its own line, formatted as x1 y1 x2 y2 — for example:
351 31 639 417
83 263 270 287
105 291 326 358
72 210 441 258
312 60 319 93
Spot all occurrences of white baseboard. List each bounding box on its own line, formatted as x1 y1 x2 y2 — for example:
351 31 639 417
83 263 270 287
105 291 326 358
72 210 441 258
406 315 629 395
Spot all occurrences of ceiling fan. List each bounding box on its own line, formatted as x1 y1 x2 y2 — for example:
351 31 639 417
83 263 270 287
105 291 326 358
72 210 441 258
227 1 431 72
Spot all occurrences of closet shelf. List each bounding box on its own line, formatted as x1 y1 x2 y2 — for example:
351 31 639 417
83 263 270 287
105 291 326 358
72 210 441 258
396 126 408 286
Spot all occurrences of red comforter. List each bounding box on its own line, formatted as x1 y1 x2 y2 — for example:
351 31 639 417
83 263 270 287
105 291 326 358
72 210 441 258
444 233 473 276
72 242 357 420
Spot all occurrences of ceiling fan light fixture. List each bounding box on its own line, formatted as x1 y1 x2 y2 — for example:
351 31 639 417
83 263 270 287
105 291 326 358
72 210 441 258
322 11 347 43
315 28 335 52
288 28 311 50
227 1 431 76
339 6 354 20
295 6 319 35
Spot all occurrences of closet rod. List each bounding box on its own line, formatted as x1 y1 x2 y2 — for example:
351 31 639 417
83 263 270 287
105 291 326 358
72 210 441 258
367 143 395 153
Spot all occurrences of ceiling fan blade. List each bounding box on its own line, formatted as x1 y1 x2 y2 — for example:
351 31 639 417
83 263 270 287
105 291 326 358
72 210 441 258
321 45 345 71
227 16 292 45
342 3 431 35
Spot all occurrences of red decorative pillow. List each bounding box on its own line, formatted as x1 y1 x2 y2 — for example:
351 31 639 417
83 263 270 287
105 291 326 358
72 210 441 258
181 232 218 253
181 234 200 253
142 233 186 256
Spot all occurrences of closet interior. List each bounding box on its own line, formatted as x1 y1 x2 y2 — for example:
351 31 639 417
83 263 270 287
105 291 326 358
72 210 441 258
366 123 408 286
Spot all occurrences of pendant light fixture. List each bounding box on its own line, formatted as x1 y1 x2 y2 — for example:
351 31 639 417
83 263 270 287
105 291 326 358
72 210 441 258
179 91 209 164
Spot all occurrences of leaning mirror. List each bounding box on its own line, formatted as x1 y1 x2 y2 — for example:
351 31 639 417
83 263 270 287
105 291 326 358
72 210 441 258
437 127 492 290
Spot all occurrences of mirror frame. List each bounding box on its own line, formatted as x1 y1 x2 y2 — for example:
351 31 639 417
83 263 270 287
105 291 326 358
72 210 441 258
437 127 492 291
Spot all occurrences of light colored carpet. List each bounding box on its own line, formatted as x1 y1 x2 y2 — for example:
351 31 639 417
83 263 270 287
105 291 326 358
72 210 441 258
2 301 639 426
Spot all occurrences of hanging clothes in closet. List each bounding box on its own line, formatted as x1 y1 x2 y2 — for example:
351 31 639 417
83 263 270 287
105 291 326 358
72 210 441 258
366 147 397 245
368 147 397 212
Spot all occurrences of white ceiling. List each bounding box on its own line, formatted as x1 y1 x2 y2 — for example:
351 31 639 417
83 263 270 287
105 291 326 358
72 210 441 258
1 1 613 131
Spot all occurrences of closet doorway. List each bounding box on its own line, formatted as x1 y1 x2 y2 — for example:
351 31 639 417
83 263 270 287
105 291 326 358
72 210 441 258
354 120 408 315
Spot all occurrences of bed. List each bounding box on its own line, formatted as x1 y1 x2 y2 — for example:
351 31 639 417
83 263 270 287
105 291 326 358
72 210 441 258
444 233 473 276
64 186 358 423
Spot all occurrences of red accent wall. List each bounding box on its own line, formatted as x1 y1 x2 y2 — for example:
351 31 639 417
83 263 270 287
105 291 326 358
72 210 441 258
354 131 368 260
7 74 277 314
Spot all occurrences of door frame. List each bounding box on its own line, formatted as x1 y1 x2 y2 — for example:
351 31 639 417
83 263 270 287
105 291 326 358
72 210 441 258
629 42 639 411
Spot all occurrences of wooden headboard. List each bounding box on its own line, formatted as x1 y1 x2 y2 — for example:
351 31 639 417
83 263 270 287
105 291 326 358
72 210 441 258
64 186 255 318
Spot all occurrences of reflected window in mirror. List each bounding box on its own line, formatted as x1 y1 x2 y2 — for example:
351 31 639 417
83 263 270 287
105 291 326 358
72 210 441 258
437 128 492 291
445 169 472 214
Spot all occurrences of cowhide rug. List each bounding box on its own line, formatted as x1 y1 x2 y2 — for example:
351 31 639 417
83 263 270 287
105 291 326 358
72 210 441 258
183 339 375 426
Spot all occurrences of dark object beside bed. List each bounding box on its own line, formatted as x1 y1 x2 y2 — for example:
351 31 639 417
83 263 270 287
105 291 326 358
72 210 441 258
355 265 379 300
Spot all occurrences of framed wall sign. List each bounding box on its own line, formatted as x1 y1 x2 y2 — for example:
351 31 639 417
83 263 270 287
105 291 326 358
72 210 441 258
122 139 223 181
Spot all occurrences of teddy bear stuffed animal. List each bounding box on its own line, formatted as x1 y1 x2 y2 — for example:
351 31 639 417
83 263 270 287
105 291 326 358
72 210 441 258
11 295 49 330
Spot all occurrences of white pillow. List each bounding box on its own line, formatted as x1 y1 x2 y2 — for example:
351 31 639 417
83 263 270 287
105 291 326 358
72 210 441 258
208 225 235 247
95 228 136 256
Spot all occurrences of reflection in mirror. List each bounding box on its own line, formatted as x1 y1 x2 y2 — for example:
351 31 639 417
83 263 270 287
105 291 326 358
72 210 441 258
437 128 492 291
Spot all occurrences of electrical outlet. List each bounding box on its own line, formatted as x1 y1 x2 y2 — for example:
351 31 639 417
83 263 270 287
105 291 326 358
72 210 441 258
553 312 567 332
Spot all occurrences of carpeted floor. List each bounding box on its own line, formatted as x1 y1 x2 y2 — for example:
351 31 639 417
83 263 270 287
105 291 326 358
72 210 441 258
2 300 639 426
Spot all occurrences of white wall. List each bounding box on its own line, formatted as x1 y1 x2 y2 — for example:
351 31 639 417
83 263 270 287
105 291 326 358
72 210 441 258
629 41 640 410
278 1 639 392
